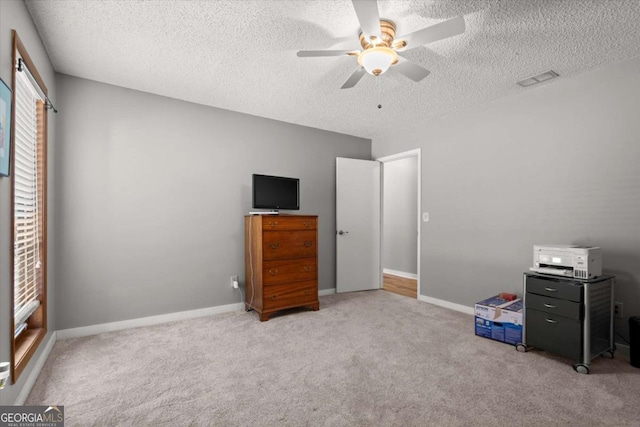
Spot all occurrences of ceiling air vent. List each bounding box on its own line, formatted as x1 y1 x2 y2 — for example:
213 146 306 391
517 70 559 87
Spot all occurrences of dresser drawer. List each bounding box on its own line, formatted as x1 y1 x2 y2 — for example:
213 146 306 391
526 309 582 360
526 293 583 320
262 231 316 260
526 275 583 302
262 216 317 231
263 281 317 309
263 258 316 285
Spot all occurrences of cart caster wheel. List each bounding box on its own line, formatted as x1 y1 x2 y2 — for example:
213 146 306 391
516 343 528 353
573 364 589 374
601 350 614 359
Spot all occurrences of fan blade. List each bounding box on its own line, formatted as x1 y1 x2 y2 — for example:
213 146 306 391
395 16 465 51
393 57 430 82
352 0 382 43
297 50 356 57
341 67 367 89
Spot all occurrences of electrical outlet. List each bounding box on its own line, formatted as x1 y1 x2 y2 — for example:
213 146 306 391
230 275 239 289
614 302 623 319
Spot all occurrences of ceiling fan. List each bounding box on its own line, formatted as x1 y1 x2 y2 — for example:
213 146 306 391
297 0 465 89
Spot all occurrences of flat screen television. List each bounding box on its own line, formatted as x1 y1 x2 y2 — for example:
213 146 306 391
252 174 300 211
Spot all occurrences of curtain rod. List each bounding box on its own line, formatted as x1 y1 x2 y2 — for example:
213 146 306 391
16 58 58 113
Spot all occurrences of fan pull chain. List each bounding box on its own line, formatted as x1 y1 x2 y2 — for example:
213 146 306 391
377 74 382 109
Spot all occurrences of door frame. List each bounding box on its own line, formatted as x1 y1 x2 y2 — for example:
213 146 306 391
376 149 421 298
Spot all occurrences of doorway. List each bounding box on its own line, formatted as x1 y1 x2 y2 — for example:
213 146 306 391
377 150 421 299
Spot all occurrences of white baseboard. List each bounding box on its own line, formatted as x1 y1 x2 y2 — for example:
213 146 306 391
57 302 245 340
418 294 475 315
383 269 418 280
319 288 336 296
58 290 340 340
615 343 630 359
12 292 636 405
14 331 57 405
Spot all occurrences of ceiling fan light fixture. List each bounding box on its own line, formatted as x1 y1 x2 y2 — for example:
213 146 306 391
358 47 398 76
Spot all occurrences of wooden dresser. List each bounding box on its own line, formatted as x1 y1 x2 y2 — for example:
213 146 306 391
244 215 319 321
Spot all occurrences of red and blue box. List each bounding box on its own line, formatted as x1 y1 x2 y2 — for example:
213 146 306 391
475 295 523 345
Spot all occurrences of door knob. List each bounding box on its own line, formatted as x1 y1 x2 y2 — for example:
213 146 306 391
337 230 349 235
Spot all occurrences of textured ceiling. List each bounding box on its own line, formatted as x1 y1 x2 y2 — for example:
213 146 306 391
25 0 640 140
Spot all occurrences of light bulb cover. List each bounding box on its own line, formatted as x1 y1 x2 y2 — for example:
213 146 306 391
358 47 398 76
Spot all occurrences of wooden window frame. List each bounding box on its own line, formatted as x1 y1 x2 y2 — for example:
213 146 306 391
10 30 48 383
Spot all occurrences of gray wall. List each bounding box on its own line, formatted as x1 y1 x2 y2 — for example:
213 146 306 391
54 73 370 330
373 56 640 342
0 0 57 405
383 157 417 275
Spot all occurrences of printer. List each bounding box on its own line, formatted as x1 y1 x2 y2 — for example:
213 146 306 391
530 245 602 279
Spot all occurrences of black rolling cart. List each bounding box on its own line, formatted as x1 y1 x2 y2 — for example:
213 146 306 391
516 272 615 374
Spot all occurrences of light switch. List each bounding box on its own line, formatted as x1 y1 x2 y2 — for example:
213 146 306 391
422 212 429 222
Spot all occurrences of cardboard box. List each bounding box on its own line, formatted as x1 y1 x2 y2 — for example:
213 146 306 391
475 296 523 345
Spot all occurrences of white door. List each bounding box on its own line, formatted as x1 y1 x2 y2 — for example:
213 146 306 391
336 157 381 293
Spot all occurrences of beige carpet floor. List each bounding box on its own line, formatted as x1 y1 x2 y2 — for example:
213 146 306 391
27 290 640 426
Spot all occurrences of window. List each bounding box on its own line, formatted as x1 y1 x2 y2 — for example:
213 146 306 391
11 31 48 383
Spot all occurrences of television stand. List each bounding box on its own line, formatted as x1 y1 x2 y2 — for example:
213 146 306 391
245 214 319 321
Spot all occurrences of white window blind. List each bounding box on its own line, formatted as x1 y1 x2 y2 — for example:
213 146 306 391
13 61 44 336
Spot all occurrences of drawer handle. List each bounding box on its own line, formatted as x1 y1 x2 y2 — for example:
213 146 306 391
268 221 279 227
544 287 558 292
271 295 278 300
304 290 312 296
545 318 558 323
303 221 311 227
543 303 557 309
303 266 312 272
303 241 313 247
268 269 278 276
268 242 280 249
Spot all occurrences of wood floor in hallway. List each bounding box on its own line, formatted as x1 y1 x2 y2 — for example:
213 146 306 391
382 273 417 299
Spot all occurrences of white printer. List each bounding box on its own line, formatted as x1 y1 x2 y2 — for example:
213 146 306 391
530 245 602 279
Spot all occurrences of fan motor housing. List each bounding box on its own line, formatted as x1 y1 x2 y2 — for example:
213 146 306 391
359 19 396 49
